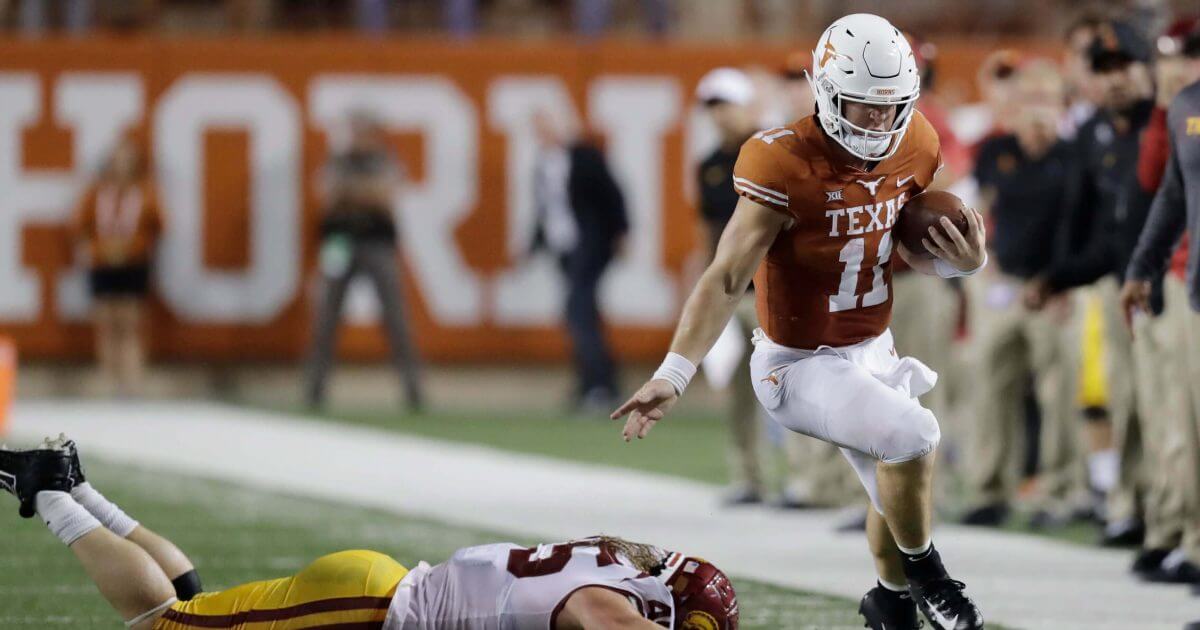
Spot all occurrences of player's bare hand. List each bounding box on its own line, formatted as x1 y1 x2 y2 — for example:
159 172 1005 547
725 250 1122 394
1119 279 1152 332
610 379 679 442
922 207 986 272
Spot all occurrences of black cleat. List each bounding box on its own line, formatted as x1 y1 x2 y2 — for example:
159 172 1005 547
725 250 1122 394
0 443 74 518
721 485 763 507
1131 548 1171 578
859 585 922 629
41 434 85 486
775 491 818 511
1144 558 1200 584
910 578 984 630
1100 519 1144 548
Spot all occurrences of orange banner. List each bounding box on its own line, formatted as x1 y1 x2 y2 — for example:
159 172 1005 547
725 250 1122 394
0 36 1057 363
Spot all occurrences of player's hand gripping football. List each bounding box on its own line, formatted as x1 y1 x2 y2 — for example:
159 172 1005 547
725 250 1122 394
610 379 679 441
921 207 987 272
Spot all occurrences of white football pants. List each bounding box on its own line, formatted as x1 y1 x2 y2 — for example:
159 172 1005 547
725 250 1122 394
749 328 941 514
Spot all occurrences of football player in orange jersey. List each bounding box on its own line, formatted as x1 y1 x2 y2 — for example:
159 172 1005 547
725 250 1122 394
613 14 986 630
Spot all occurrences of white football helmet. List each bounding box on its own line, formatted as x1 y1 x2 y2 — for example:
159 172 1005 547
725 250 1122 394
809 13 920 161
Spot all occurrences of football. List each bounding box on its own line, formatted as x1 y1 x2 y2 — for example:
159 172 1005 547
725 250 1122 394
894 190 970 260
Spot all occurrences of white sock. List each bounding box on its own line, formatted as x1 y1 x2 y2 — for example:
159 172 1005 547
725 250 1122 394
36 491 102 546
71 482 139 538
1088 449 1119 492
878 576 908 593
897 538 932 556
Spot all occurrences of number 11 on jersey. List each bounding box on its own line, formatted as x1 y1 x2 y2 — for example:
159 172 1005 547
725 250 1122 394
829 232 893 312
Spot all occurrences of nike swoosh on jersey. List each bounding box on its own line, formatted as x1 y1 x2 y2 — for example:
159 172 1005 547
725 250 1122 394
896 174 915 187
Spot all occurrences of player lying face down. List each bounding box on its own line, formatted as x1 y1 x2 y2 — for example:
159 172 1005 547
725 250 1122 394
0 437 738 630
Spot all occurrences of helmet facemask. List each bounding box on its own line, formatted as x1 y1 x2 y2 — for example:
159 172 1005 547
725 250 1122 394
810 70 920 162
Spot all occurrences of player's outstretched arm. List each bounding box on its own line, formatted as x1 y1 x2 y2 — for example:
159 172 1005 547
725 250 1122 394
557 586 666 629
611 197 787 441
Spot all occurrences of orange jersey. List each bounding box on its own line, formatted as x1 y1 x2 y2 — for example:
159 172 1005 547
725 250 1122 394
72 179 162 267
733 112 941 349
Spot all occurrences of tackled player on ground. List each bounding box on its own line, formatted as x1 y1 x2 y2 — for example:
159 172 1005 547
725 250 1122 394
0 437 738 629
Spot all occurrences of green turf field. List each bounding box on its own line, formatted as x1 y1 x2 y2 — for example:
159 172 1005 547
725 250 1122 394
303 405 737 484
287 404 1100 546
0 459 873 629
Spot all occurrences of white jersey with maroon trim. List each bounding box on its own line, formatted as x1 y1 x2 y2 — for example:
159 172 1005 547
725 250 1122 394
385 539 675 629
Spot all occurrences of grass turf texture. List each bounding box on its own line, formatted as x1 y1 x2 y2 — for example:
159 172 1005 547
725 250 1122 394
288 404 1100 546
0 458 875 629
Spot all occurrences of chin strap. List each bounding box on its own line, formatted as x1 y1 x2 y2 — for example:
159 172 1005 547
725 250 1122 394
125 597 177 628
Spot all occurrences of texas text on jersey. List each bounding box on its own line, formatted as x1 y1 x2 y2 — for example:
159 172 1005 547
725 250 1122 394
733 110 942 350
386 537 678 629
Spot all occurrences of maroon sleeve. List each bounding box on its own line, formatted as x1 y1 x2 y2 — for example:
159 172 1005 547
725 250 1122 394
1137 107 1170 193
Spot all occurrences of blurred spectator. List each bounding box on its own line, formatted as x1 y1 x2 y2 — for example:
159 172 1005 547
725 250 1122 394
907 34 970 185
353 0 387 32
70 134 162 397
305 111 424 412
1120 16 1200 585
443 0 476 36
775 51 816 123
951 49 1023 149
960 60 1082 527
530 109 628 412
1061 10 1110 138
695 68 763 504
17 0 93 33
891 33 966 482
1027 19 1156 542
574 0 668 37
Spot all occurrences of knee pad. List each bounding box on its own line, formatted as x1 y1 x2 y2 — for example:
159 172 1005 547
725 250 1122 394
879 406 941 464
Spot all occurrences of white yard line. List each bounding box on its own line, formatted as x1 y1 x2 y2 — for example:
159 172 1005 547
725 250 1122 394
9 400 1199 630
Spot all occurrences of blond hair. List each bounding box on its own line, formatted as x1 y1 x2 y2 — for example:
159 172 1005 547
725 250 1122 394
593 536 670 575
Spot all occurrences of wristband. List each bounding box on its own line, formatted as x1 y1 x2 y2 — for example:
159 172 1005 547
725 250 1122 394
935 252 987 278
652 352 697 396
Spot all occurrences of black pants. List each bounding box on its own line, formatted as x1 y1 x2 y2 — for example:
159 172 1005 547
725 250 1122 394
560 246 618 401
306 241 423 408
